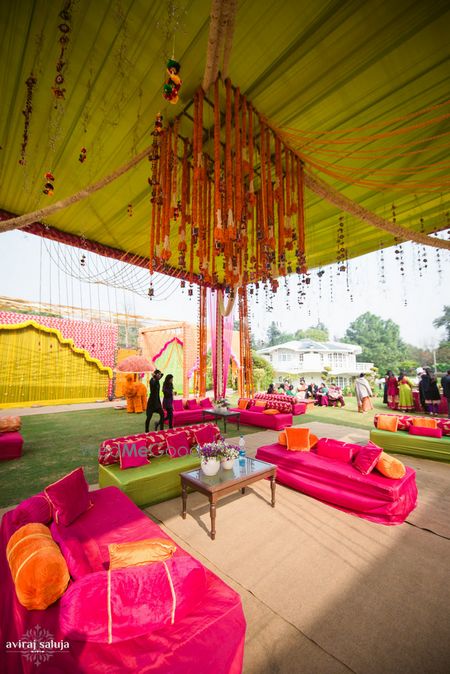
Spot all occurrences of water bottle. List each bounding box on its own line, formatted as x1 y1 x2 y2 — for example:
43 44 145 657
239 435 246 466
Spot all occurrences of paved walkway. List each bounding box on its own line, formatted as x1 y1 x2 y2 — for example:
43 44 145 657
0 400 125 417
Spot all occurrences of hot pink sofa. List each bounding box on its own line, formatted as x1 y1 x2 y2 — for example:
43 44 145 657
0 431 23 460
0 485 246 674
167 397 213 426
255 438 418 524
254 392 306 415
229 407 293 430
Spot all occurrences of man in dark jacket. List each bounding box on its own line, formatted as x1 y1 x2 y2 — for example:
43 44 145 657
145 370 164 432
441 370 450 418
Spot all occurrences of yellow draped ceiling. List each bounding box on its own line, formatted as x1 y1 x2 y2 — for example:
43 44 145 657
0 0 449 285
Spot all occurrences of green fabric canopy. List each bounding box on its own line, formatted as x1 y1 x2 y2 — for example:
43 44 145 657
0 0 449 276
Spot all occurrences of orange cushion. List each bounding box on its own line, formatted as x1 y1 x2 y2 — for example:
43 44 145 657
376 452 406 479
278 431 287 446
377 415 399 432
263 409 279 415
255 400 266 407
309 433 319 449
411 417 437 429
6 523 69 610
109 538 177 570
285 427 311 452
237 399 249 410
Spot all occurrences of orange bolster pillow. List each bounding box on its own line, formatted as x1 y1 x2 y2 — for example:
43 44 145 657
376 452 406 479
109 538 177 570
0 416 21 433
411 417 437 429
6 523 70 610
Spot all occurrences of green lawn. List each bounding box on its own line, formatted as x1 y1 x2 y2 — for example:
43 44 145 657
0 408 263 508
0 396 431 508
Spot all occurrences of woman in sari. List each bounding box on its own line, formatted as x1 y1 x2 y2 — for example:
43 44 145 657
398 372 414 412
355 373 373 413
386 371 399 410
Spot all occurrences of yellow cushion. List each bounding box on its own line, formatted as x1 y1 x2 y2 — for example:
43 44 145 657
109 538 177 570
411 417 437 429
238 399 249 410
285 427 311 451
6 523 70 610
263 409 279 415
255 400 267 407
278 431 287 446
376 452 406 479
377 415 399 432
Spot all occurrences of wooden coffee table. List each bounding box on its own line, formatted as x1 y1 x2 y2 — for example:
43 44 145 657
202 408 240 432
180 457 277 540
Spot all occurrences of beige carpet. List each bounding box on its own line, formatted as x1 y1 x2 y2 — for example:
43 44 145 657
147 423 450 674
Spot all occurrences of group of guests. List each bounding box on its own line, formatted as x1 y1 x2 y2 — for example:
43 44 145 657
145 370 176 432
267 380 345 407
384 368 450 417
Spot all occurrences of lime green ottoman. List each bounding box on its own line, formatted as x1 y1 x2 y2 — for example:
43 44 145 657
370 429 450 463
98 454 200 507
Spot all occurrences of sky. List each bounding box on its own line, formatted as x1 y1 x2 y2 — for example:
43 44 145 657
0 229 449 348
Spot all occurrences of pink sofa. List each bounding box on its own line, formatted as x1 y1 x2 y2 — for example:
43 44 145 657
229 407 293 430
254 392 306 415
255 438 418 524
167 397 213 426
0 485 246 673
0 431 23 460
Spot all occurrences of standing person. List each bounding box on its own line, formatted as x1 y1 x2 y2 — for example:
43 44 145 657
386 371 399 410
398 372 414 412
145 369 164 432
441 370 450 418
162 374 176 429
382 372 390 404
355 373 373 413
422 367 441 416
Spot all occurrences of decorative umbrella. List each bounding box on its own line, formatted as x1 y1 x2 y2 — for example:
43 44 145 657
115 356 154 373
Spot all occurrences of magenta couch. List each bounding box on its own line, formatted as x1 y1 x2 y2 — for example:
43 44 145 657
0 486 246 674
167 397 213 426
254 392 306 415
229 407 293 430
0 431 23 460
255 439 418 525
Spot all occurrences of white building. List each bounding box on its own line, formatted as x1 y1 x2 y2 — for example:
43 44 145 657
257 340 374 388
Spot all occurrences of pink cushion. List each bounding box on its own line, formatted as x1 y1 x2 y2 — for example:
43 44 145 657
315 438 357 463
194 425 217 446
12 493 52 528
59 554 207 643
408 425 443 438
119 439 150 469
45 467 92 526
353 441 383 476
185 399 200 410
166 431 191 458
248 405 264 413
200 398 213 409
172 399 184 411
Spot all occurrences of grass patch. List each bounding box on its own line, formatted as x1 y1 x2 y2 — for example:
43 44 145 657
0 408 262 508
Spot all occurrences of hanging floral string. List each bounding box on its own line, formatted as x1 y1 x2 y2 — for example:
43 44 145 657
51 1 74 100
19 74 38 166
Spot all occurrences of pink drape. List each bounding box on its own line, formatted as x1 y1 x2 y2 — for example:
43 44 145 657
208 290 234 399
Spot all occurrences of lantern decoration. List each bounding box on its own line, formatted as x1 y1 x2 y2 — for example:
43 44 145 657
163 58 182 104
43 172 55 196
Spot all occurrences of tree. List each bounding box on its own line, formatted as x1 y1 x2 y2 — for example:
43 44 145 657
344 312 407 374
267 321 283 346
303 327 329 342
252 352 275 391
433 306 450 342
436 342 450 371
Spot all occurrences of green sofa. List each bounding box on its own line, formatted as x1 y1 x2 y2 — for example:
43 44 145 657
98 453 200 507
370 428 450 463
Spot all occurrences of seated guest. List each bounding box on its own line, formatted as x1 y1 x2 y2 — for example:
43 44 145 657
316 383 329 406
278 383 286 395
328 385 345 407
267 383 275 394
297 379 307 399
286 384 296 397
